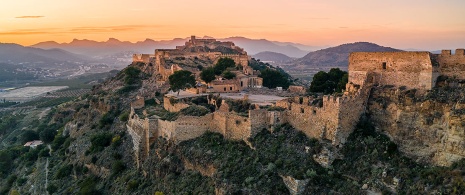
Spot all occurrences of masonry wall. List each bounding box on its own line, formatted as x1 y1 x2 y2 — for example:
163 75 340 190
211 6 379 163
437 49 465 79
169 114 213 143
348 52 437 90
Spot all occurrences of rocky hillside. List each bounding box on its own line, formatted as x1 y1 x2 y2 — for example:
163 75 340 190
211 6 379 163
368 77 465 166
1 64 465 194
296 42 401 67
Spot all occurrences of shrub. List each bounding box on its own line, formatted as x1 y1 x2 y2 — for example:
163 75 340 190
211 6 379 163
112 160 126 175
180 105 210 116
127 180 139 190
119 111 130 122
89 133 113 152
55 164 73 179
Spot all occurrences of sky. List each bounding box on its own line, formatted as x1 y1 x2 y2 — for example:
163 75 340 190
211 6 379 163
0 0 464 50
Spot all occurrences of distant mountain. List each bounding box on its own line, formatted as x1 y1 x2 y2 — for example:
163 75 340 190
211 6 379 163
252 51 293 63
32 36 316 58
221 37 310 58
0 43 87 64
32 38 187 57
296 42 401 67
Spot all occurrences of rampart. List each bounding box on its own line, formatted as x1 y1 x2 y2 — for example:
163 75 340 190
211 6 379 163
436 49 465 79
348 52 438 90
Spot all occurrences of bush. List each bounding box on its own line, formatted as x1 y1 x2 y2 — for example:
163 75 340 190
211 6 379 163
55 164 73 179
127 180 139 190
180 105 210 116
89 133 113 153
119 111 130 122
112 160 126 175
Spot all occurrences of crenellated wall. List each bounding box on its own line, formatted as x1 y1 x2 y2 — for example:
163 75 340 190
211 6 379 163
437 49 465 79
348 52 438 90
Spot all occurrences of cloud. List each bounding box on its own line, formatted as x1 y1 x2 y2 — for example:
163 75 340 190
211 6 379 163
15 16 44 19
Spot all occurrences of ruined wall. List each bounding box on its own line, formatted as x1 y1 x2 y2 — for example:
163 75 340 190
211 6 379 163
163 96 190 112
276 96 340 143
437 49 465 79
132 54 152 63
288 85 306 94
349 52 438 90
169 114 213 143
211 112 252 140
334 84 371 144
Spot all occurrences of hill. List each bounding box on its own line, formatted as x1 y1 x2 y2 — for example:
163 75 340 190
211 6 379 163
0 43 88 64
296 42 401 67
221 37 311 57
252 51 293 63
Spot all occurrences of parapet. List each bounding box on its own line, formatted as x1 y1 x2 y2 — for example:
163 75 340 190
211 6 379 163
456 49 465 56
441 50 452 55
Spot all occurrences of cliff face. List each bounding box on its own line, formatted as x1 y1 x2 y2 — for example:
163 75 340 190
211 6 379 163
367 81 465 166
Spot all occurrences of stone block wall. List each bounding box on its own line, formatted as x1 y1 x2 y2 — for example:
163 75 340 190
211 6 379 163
349 52 438 90
437 49 465 79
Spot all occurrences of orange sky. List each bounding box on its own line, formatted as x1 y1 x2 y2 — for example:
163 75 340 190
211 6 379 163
1 0 464 50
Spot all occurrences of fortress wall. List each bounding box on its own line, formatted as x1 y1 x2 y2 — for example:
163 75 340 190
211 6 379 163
210 112 252 140
171 114 213 143
437 49 465 79
249 109 269 136
132 54 152 63
163 96 190 112
158 120 176 140
335 87 371 145
280 96 340 142
349 52 436 89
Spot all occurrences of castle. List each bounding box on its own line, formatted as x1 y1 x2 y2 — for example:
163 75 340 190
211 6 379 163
127 47 465 167
132 36 262 93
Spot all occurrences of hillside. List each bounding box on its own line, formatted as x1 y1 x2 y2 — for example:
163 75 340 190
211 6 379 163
296 42 401 67
0 43 88 64
252 51 293 63
221 37 311 57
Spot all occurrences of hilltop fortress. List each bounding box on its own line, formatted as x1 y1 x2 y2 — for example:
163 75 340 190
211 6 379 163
127 47 465 166
132 36 262 93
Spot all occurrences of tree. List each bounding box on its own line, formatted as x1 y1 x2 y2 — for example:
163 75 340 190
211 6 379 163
214 58 236 75
168 70 196 95
21 130 39 142
309 68 348 94
222 71 236 80
200 67 216 85
259 68 291 89
39 128 56 143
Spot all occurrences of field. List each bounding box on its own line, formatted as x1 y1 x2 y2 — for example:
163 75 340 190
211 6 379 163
0 86 69 102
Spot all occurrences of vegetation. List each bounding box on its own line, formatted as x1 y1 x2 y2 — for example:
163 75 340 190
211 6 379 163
179 105 210 116
226 99 252 114
309 68 348 94
259 68 291 89
214 58 236 75
200 67 216 84
222 70 236 79
168 70 196 95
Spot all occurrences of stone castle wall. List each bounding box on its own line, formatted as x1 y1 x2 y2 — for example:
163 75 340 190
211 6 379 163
437 49 465 79
348 52 438 90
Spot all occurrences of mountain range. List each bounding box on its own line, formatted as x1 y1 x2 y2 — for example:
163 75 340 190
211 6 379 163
31 37 319 58
0 43 88 64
